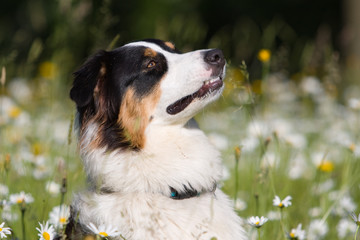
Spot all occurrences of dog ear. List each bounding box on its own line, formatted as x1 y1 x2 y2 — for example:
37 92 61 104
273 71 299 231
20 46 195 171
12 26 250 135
70 50 107 107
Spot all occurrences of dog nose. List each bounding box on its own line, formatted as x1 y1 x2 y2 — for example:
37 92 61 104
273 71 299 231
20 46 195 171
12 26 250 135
204 49 225 68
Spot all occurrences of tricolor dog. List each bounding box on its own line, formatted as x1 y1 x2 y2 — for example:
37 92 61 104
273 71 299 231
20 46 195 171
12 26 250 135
68 39 247 240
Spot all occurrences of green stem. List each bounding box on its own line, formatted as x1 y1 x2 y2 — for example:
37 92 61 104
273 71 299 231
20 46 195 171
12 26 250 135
355 225 359 240
60 177 67 206
279 208 286 240
21 206 26 240
255 194 259 216
257 227 261 240
120 234 127 240
234 151 239 204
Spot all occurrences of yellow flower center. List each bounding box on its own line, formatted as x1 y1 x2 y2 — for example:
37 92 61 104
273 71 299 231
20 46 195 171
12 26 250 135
8 106 21 119
278 202 283 207
0 227 2 231
290 232 295 238
255 221 260 225
32 143 42 156
349 143 356 152
59 217 66 224
43 231 50 240
99 232 108 237
257 49 271 62
16 198 24 204
318 161 334 172
39 61 58 80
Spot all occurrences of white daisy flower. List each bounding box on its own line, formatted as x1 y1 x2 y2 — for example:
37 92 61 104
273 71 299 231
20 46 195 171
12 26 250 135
7 78 32 104
0 184 9 196
48 204 70 229
240 137 259 153
273 195 292 208
351 212 360 225
87 222 121 238
9 191 34 205
247 216 269 228
0 222 11 238
289 224 306 240
330 194 357 217
36 221 56 240
247 120 270 138
261 152 278 168
1 201 18 222
337 218 356 239
234 198 247 211
266 210 281 221
208 133 228 150
348 98 360 110
45 181 61 196
307 219 328 240
308 207 322 218
300 76 324 96
288 155 307 180
32 159 51 180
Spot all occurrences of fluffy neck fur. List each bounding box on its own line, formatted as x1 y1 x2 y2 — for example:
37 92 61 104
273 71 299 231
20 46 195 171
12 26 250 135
79 122 223 196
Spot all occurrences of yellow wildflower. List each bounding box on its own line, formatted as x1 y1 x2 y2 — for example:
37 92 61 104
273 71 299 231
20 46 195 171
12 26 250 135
39 61 58 80
318 160 334 173
32 143 43 156
8 106 21 119
257 49 271 62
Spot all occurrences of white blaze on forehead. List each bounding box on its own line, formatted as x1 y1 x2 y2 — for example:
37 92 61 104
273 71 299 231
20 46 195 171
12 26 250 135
124 41 177 58
124 41 210 62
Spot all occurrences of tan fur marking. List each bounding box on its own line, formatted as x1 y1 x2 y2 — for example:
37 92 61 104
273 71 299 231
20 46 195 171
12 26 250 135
164 41 175 50
82 65 109 150
118 86 161 149
99 64 106 75
93 64 106 102
144 48 157 57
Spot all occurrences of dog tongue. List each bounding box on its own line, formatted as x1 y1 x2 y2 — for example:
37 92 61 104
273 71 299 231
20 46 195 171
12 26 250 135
166 94 194 115
166 79 223 115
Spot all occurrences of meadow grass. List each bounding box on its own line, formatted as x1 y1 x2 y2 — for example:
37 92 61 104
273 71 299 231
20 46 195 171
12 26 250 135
0 56 360 240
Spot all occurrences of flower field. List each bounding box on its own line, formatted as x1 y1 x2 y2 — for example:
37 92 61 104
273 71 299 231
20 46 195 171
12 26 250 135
200 62 360 239
1 52 360 240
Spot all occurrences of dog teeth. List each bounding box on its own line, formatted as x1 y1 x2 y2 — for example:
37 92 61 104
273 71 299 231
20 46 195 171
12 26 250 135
204 78 221 85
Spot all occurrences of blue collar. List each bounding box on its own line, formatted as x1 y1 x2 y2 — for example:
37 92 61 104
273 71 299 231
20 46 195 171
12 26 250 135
169 184 217 200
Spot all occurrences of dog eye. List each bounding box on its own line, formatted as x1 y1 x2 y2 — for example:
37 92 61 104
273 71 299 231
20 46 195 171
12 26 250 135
147 61 156 68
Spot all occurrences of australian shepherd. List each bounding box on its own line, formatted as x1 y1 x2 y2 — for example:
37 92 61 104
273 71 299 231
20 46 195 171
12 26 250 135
68 39 247 240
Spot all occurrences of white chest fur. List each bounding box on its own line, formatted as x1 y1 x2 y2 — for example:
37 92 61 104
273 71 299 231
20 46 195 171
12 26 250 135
80 123 223 196
74 123 248 240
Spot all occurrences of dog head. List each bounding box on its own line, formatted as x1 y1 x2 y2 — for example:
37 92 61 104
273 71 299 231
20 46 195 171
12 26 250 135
70 39 225 151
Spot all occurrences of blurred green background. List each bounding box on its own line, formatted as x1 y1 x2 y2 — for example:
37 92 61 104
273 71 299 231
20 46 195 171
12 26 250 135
2 1 360 239
2 0 358 96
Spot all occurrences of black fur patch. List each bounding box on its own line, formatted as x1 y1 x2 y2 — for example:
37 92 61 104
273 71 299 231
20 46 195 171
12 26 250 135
70 40 169 151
